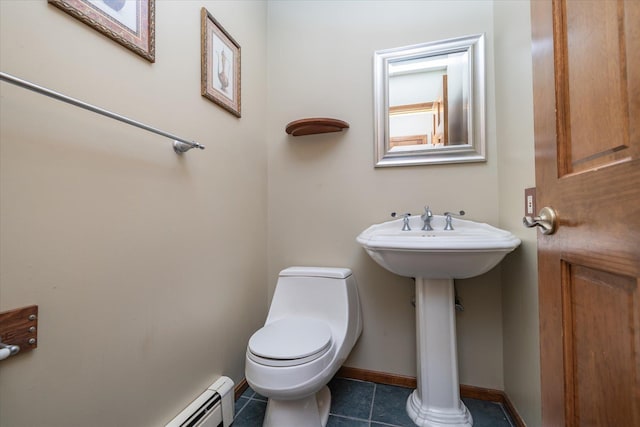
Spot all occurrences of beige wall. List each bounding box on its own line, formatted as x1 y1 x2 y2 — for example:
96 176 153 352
0 1 267 426
1 1 542 426
266 0 506 388
494 1 541 425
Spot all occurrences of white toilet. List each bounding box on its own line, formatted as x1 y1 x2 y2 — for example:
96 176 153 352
245 266 362 427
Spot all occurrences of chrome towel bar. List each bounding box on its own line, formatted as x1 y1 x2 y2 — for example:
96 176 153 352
0 71 205 154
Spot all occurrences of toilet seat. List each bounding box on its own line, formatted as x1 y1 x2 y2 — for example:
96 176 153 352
248 318 332 367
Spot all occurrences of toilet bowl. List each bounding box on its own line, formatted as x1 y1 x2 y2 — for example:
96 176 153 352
245 266 362 427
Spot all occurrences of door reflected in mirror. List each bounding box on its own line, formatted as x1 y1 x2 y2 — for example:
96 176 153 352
374 34 485 167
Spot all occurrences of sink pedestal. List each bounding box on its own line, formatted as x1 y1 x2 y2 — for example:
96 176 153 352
406 278 473 427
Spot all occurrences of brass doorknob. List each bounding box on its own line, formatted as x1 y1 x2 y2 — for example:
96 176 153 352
523 206 558 235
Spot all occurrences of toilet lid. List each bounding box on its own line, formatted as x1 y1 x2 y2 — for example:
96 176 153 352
248 318 332 366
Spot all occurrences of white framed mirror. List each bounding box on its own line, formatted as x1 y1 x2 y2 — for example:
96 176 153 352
374 34 486 167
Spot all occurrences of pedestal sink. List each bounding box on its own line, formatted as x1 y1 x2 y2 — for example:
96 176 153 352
356 215 520 427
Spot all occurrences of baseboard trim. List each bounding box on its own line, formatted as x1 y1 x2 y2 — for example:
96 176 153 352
235 378 249 401
337 366 526 427
337 366 417 388
500 391 527 427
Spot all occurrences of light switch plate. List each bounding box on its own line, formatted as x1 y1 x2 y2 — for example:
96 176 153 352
525 187 536 216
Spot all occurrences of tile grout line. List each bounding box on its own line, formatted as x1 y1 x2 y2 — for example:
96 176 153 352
371 421 407 427
234 391 268 420
369 383 377 423
234 397 251 418
328 413 371 423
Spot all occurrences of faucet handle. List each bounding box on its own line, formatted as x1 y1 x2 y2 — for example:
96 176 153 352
443 210 465 230
391 212 412 231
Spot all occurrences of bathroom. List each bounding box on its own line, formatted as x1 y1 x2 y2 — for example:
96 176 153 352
0 1 540 426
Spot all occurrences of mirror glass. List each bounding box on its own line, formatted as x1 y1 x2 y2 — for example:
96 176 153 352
374 34 485 167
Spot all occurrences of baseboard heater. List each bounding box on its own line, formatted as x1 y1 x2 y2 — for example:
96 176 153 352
166 376 234 427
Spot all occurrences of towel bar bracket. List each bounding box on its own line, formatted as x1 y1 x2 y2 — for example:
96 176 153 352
174 140 205 154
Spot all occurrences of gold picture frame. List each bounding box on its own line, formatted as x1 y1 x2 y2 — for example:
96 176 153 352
48 0 155 62
201 7 241 118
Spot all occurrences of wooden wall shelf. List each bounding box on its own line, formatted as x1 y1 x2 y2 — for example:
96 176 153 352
285 118 349 136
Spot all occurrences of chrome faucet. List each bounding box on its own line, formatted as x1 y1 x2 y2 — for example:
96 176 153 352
402 213 412 231
421 206 434 231
444 210 465 230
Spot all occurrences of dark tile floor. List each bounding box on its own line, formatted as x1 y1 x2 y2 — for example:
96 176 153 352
233 377 515 426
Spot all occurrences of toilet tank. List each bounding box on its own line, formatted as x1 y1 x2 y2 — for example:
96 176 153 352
266 267 362 343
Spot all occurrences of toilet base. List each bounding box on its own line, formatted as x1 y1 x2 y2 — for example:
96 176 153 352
263 386 331 427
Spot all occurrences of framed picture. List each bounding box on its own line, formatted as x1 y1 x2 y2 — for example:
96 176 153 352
201 8 241 118
48 0 155 62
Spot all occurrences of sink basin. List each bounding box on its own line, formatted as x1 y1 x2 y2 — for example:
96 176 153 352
356 215 521 279
356 214 520 427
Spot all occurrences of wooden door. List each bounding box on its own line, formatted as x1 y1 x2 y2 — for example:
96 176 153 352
531 0 639 426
